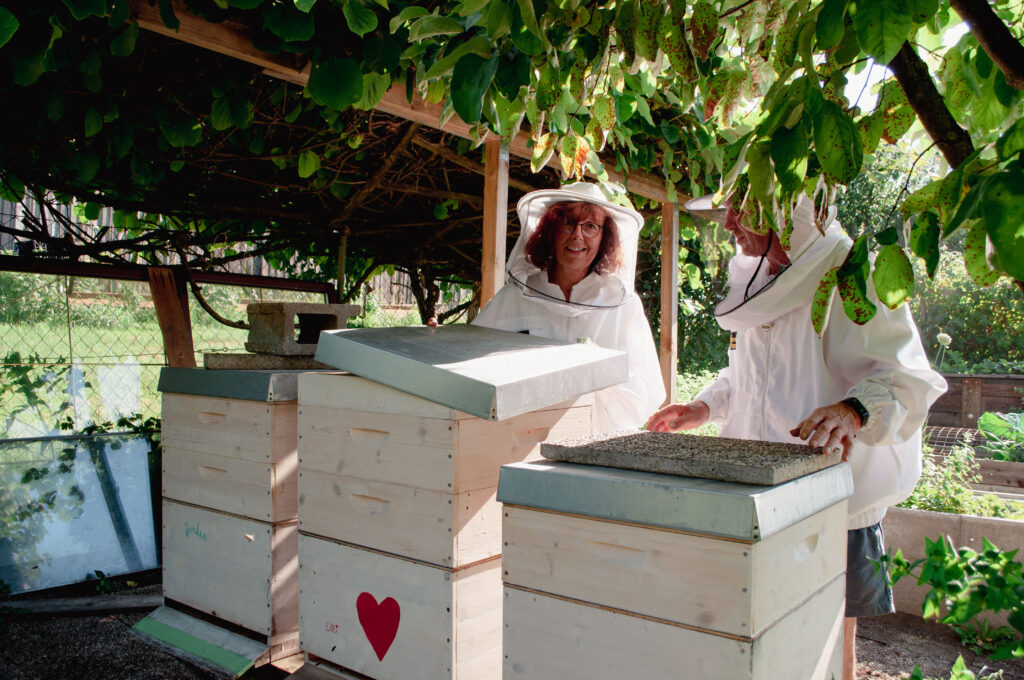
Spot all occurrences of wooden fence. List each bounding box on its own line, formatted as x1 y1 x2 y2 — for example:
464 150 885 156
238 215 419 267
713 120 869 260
927 374 1024 428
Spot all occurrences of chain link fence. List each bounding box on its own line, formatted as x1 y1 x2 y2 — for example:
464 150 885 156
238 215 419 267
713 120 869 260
1 268 474 439
0 271 325 438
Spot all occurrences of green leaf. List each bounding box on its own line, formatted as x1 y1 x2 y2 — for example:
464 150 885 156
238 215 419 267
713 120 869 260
0 174 25 202
592 95 615 130
160 117 203 148
451 53 498 123
944 174 990 237
110 21 139 57
881 105 916 144
157 0 180 30
295 0 317 11
409 15 464 41
839 234 870 277
964 219 1000 286
811 267 839 336
509 0 542 54
837 269 877 324
424 35 491 80
813 100 863 184
76 153 100 184
910 210 940 278
0 8 20 49
872 244 914 309
690 0 718 61
660 14 697 81
390 6 429 33
63 0 106 20
84 107 102 137
875 226 899 246
211 94 253 130
307 57 364 111
298 150 320 178
354 72 390 111
747 141 774 204
981 167 1024 281
531 133 556 173
770 121 809 192
344 0 377 37
816 0 848 50
264 3 315 41
899 177 942 216
229 0 262 8
494 51 530 100
853 0 912 65
908 0 938 24
996 119 1024 162
486 0 511 39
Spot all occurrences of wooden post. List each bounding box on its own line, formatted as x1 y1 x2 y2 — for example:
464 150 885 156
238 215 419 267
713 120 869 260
660 202 679 406
481 139 509 307
962 377 983 427
147 266 197 368
337 230 348 300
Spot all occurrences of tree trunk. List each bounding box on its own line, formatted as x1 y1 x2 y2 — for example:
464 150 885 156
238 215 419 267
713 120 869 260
888 42 975 169
949 0 1024 90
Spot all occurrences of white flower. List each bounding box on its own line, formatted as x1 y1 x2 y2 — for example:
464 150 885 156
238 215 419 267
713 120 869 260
937 332 952 347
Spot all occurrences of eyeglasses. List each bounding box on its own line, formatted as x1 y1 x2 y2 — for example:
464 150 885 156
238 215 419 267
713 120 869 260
557 221 603 238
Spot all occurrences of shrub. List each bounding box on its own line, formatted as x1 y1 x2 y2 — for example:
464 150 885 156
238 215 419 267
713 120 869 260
887 537 1024 661
899 443 1024 519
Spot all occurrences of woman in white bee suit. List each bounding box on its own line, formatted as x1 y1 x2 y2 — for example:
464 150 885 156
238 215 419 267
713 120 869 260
647 192 946 680
473 182 666 434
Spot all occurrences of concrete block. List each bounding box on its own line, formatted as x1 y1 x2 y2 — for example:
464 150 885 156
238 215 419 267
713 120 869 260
244 302 360 356
541 431 840 486
203 353 332 370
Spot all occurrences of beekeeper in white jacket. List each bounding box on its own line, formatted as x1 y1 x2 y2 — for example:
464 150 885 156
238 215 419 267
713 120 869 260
473 182 665 434
647 192 947 680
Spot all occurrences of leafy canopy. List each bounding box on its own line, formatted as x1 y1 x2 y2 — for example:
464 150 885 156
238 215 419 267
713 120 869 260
0 0 1021 324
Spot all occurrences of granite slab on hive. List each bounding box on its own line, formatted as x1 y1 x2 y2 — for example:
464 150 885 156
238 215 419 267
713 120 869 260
314 324 626 421
541 431 841 486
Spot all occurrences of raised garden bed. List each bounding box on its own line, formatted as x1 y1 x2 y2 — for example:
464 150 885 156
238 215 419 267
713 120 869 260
882 506 1024 627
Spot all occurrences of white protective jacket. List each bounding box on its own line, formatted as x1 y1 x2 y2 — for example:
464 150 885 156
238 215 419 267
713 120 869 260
473 185 666 434
695 199 947 529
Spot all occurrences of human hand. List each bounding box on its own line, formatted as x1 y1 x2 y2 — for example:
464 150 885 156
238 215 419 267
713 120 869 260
646 401 710 432
789 401 862 461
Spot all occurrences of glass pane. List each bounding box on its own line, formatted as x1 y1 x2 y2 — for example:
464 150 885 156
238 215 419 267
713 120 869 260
0 433 159 594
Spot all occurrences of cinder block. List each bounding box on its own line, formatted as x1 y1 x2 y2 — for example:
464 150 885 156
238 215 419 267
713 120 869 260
245 302 360 356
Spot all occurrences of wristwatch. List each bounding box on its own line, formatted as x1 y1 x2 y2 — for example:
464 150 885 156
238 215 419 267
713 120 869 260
840 397 869 427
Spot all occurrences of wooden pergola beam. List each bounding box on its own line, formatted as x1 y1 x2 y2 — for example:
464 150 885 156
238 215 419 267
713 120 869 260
130 0 671 203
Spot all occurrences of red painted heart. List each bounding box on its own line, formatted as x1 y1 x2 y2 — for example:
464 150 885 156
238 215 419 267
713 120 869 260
356 592 401 661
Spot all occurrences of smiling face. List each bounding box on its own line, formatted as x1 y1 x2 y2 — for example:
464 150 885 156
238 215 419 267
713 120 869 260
551 203 608 282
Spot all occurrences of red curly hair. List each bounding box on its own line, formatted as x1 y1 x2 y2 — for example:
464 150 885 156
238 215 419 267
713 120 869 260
523 201 623 275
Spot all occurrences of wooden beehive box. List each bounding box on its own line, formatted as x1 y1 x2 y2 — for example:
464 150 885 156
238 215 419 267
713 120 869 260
298 534 502 679
146 367 311 671
297 327 624 679
497 452 854 680
297 372 593 567
159 367 301 522
162 499 298 646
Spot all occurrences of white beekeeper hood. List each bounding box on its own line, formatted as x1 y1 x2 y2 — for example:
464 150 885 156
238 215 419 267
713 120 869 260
684 192 848 329
505 182 644 312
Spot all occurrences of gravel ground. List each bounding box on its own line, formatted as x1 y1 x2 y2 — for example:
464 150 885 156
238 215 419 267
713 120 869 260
3 585 1023 680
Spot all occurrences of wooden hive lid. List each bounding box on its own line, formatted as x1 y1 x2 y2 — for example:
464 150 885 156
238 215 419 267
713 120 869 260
314 325 626 421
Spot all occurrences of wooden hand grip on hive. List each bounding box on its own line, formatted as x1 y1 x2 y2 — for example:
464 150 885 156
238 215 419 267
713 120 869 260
583 539 650 568
350 494 391 514
198 465 227 480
